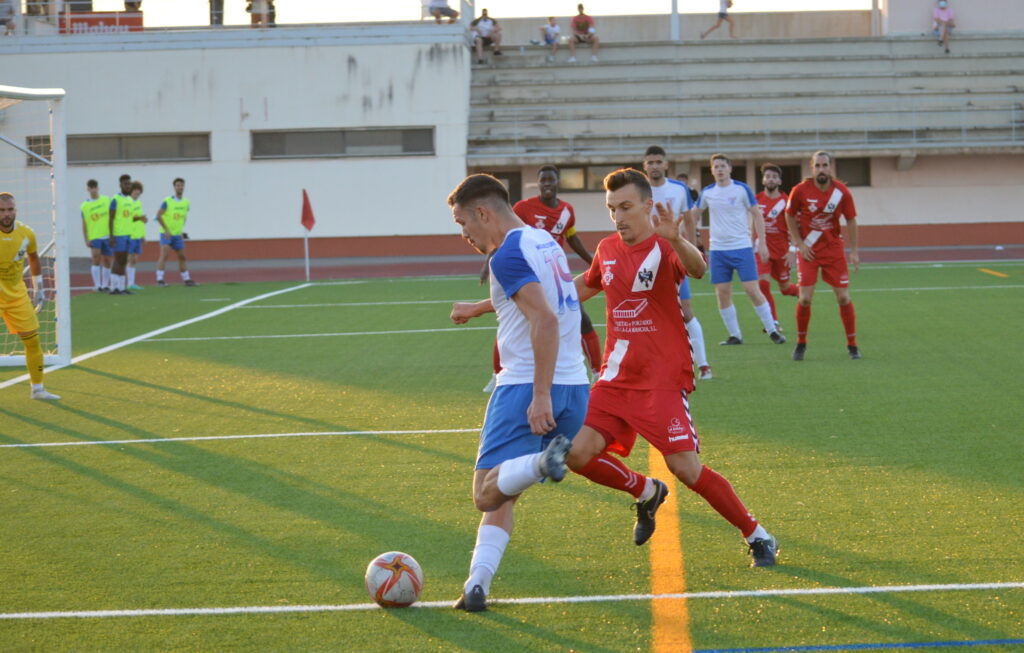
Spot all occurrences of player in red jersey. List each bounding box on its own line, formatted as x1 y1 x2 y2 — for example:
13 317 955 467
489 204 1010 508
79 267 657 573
785 151 861 361
560 168 779 566
754 163 799 326
513 166 603 377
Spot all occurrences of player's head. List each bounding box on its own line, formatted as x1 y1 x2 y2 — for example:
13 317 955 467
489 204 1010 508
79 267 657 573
642 145 669 183
130 180 144 199
811 151 833 186
676 172 690 183
604 168 654 245
448 174 511 254
173 177 185 195
578 3 585 14
119 174 132 194
761 163 782 192
710 154 732 183
0 192 15 230
480 8 488 17
87 179 99 198
548 16 556 24
537 165 559 201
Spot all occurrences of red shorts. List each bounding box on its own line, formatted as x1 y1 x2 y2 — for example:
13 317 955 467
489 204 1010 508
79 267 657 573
756 255 792 284
798 243 849 288
584 385 700 457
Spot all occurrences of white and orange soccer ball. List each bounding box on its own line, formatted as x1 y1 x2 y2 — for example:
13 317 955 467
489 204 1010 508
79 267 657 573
364 551 424 608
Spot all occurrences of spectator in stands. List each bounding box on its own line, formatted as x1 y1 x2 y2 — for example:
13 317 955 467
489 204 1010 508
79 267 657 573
568 4 599 63
471 8 502 65
247 0 270 27
932 0 956 54
209 0 224 25
536 17 561 62
428 0 459 24
1 0 15 36
701 0 736 40
124 1 142 11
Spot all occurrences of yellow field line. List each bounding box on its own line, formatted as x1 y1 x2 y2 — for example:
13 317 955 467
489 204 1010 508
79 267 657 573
649 448 692 653
978 268 1010 278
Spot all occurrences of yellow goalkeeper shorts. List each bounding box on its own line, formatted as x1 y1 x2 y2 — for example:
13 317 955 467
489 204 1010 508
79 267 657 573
1 296 40 335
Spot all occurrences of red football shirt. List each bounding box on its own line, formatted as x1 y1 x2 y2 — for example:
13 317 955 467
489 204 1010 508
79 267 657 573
583 233 694 392
513 196 576 247
755 190 791 259
785 179 857 251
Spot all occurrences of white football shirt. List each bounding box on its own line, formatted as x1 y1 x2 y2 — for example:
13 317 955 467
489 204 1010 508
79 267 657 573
697 179 757 251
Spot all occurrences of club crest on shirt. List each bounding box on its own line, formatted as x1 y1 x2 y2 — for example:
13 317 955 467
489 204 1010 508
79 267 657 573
807 199 819 212
602 267 614 286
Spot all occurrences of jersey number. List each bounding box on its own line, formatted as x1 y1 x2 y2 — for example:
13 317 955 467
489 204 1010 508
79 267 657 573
544 249 577 314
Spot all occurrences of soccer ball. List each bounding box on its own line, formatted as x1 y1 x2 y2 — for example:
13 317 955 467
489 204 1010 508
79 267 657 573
364 551 424 608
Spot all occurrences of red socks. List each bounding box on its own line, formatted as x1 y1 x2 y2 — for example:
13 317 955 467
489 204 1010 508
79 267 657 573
688 465 758 538
759 279 777 321
796 303 811 344
839 301 857 346
581 330 602 373
576 453 645 498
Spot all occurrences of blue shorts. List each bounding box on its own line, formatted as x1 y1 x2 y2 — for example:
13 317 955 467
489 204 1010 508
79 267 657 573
476 383 589 470
128 238 143 254
718 11 728 19
112 235 131 253
710 247 759 284
678 276 692 301
160 233 185 251
89 238 112 256
543 35 557 46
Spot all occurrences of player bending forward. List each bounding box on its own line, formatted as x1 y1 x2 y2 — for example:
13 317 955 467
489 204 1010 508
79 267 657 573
563 169 778 567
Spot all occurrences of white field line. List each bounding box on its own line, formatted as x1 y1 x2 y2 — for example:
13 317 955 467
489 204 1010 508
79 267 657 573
145 326 499 342
1 581 1020 620
0 283 313 390
0 428 479 449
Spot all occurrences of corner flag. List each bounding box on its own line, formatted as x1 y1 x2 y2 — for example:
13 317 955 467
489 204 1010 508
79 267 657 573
301 189 316 231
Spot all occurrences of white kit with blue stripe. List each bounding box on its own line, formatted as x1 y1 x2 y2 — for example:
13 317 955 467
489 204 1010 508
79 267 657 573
697 180 758 251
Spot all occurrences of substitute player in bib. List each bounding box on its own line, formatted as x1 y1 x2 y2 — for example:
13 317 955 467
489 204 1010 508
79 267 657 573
754 163 799 326
513 165 602 377
564 169 778 566
448 174 589 612
785 151 861 361
692 154 785 347
108 174 135 295
155 178 197 287
126 181 148 291
643 146 712 381
80 179 112 292
0 193 60 400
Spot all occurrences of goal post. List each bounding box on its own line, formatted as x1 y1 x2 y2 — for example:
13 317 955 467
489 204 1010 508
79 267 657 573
0 84 71 367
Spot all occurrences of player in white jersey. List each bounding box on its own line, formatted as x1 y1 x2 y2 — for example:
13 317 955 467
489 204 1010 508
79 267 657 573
691 153 785 346
642 146 712 380
448 174 590 612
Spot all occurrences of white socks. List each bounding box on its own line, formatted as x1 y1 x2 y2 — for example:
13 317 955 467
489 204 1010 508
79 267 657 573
466 524 510 595
686 316 708 367
110 274 124 291
496 454 544 496
127 267 136 287
101 266 111 289
156 269 165 282
753 301 776 333
746 524 770 543
719 304 741 339
181 270 191 282
638 477 655 502
90 265 101 290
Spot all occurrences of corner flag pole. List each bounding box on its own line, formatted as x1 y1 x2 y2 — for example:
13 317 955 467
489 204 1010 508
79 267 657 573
300 189 316 282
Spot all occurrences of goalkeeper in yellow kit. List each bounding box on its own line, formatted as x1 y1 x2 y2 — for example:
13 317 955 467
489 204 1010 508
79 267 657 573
0 192 60 400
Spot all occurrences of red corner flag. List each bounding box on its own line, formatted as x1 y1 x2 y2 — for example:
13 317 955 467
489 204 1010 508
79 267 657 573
300 189 316 231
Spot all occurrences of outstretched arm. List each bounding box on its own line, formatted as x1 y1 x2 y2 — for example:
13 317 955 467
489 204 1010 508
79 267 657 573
450 298 494 324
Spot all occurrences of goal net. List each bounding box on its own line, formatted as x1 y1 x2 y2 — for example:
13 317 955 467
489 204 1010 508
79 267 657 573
0 84 71 367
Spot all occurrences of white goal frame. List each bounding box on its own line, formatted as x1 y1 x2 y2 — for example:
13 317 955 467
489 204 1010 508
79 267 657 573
0 84 71 367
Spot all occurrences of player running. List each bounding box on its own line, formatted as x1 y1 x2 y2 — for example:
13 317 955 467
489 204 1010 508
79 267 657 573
785 151 861 361
80 179 111 292
513 165 602 378
691 154 785 346
155 178 197 287
754 163 798 327
643 146 712 380
0 192 60 400
563 169 778 567
447 174 589 612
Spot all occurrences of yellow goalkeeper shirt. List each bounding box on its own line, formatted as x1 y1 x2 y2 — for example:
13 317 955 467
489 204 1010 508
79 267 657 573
0 221 36 303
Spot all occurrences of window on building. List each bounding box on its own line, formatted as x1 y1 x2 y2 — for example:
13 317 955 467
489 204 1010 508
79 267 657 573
251 127 434 160
64 133 210 164
557 164 638 193
25 135 52 167
837 158 871 187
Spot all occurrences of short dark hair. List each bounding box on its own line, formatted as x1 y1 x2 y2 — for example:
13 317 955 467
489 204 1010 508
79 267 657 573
119 174 131 182
87 179 98 188
760 163 782 177
130 181 143 192
173 177 185 185
710 153 730 165
604 168 651 200
644 145 666 158
676 172 689 181
447 174 510 208
538 165 559 179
